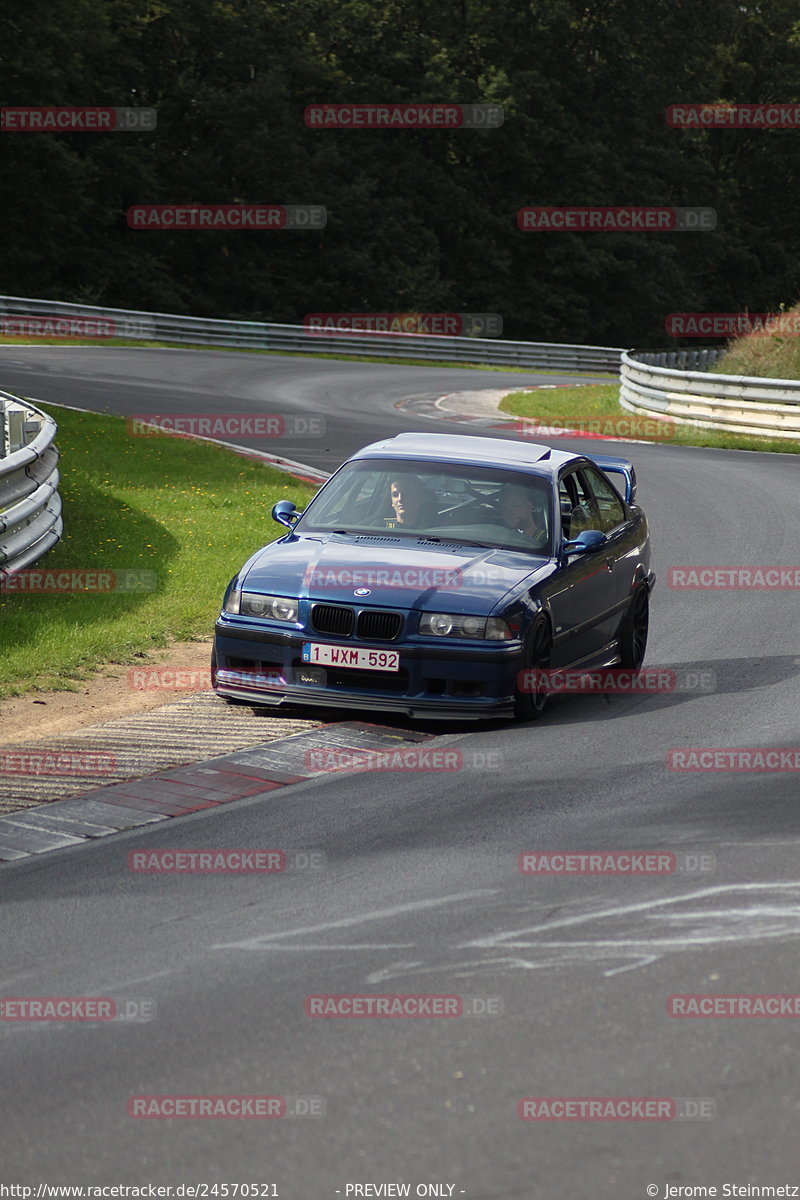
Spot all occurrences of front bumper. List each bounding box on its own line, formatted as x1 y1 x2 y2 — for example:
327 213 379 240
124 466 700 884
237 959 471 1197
213 617 521 720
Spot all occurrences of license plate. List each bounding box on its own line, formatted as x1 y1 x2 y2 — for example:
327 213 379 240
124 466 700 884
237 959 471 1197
302 643 400 671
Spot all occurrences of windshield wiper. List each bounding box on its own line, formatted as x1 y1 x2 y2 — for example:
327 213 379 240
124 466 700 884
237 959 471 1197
418 535 490 549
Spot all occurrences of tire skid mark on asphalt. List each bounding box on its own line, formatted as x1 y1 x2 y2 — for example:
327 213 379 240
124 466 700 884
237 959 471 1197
212 890 499 952
361 882 800 982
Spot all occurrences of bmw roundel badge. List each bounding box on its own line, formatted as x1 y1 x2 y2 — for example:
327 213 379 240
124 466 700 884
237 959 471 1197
354 587 371 597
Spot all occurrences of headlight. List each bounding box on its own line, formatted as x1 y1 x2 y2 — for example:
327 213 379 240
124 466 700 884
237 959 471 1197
418 613 513 640
239 592 299 622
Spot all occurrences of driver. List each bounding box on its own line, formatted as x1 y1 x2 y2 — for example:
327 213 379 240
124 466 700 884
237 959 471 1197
499 483 547 543
385 477 431 528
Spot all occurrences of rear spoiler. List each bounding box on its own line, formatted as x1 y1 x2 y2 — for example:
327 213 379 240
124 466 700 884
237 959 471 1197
585 453 637 504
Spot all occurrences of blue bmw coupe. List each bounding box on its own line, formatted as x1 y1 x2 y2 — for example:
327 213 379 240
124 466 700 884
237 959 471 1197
212 433 655 720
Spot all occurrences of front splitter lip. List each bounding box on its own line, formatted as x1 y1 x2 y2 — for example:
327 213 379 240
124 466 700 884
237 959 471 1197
213 681 516 722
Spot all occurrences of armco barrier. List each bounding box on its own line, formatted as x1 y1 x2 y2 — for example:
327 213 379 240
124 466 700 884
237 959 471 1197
0 294 623 373
4 294 798 439
620 350 800 439
0 392 62 580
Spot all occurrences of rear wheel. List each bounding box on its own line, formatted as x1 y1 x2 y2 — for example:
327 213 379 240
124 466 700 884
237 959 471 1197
619 585 649 669
514 615 552 721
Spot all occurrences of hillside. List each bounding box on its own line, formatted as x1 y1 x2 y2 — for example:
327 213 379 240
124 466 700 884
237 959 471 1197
713 303 800 379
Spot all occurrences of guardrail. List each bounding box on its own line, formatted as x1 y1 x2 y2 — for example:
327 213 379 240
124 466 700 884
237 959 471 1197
4 294 798 440
620 350 800 439
0 294 624 373
0 393 62 582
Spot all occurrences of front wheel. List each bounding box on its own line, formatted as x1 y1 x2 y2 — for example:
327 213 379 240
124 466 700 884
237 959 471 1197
618 585 649 669
514 615 552 721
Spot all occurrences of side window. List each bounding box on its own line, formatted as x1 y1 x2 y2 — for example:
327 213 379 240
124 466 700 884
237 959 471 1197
581 467 626 533
559 470 594 536
558 471 578 515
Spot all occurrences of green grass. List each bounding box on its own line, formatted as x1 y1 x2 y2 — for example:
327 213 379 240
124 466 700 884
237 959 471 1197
498 383 800 454
712 302 800 380
0 404 317 698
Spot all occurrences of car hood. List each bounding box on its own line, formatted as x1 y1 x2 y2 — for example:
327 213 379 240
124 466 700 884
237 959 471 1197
241 533 554 613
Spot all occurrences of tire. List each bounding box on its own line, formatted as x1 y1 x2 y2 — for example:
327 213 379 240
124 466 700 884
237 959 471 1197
514 615 552 721
618 585 649 669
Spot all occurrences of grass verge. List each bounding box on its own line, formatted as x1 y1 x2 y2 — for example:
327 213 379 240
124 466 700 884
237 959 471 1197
498 384 800 454
0 403 316 698
711 300 800 379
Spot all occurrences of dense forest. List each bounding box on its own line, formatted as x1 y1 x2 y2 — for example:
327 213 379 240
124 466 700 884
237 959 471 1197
3 0 800 346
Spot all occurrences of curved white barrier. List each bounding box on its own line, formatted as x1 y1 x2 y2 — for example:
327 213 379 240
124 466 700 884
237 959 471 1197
0 393 62 580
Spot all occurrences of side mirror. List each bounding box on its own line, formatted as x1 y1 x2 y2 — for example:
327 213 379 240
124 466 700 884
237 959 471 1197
563 529 607 556
271 500 302 529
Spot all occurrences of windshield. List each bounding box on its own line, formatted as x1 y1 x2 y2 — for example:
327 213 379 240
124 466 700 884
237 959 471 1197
296 458 554 555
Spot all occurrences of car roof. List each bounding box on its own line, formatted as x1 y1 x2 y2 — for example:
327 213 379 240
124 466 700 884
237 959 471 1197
349 432 579 473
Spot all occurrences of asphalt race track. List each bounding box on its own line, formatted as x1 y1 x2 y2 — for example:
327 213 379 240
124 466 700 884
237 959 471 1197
0 345 616 471
2 346 800 1198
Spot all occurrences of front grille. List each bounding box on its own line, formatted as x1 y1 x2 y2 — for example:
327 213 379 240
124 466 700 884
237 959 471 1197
311 604 354 636
356 609 403 642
